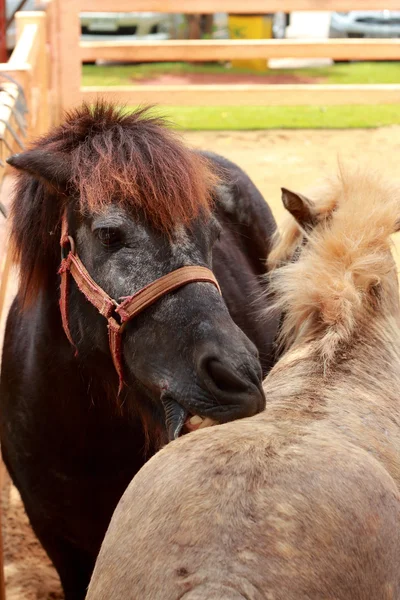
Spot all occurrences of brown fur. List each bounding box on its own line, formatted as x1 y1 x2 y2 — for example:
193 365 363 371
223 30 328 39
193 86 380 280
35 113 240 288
9 103 219 305
86 168 400 600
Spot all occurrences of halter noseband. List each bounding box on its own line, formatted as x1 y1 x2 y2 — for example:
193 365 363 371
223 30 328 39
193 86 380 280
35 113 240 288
58 211 221 393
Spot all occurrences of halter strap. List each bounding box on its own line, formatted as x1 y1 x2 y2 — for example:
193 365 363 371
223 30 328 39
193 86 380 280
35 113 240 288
58 212 221 394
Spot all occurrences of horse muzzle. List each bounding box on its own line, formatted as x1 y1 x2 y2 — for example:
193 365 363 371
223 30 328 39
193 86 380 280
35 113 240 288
161 351 265 441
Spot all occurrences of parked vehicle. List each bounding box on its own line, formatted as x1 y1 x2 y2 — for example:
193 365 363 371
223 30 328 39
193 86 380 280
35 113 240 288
80 12 176 42
272 12 290 39
6 4 290 54
80 11 290 42
6 3 180 50
329 11 400 38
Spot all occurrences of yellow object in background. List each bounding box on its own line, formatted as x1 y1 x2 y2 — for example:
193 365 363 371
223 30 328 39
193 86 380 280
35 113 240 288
228 14 273 72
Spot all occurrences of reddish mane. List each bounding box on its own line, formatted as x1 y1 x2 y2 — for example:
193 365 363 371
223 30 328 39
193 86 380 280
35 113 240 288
10 103 219 305
42 103 217 231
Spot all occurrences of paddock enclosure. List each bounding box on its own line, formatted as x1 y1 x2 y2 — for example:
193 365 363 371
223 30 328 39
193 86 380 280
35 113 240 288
0 0 400 598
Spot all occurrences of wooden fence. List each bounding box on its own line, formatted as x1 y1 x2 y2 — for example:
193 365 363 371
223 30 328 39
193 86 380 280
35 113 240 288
0 7 54 597
0 8 51 333
54 0 400 115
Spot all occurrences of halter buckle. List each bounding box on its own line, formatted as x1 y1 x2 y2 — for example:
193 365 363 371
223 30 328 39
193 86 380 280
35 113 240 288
109 304 122 327
61 235 76 261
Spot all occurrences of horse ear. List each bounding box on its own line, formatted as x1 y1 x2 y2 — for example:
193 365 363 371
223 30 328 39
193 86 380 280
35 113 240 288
281 188 317 228
7 148 70 191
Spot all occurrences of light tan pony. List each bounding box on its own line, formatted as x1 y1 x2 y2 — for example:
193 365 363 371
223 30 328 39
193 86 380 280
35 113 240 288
86 168 400 600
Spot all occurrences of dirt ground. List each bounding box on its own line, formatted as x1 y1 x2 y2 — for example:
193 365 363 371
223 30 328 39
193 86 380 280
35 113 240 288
2 126 400 598
135 71 318 85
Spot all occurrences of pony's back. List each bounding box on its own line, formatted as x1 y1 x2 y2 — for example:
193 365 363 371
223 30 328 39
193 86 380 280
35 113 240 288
86 168 400 600
86 416 400 600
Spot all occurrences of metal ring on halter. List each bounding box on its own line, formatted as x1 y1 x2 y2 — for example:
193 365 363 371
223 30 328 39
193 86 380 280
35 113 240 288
61 236 76 260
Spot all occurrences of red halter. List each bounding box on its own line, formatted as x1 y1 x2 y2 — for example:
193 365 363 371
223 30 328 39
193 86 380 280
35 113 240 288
58 212 221 394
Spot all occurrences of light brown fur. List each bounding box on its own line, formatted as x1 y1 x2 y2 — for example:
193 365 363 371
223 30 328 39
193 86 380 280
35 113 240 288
86 168 400 600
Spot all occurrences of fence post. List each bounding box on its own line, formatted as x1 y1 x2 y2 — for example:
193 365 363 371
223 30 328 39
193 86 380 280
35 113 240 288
23 13 49 135
53 0 81 121
14 12 49 137
45 0 60 125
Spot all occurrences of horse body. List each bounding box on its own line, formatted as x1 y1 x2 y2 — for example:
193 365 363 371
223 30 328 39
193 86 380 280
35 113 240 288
87 169 400 600
201 150 278 369
0 104 278 598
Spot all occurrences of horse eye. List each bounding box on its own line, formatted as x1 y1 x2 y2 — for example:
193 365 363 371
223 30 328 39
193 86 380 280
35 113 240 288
95 227 122 248
212 221 222 243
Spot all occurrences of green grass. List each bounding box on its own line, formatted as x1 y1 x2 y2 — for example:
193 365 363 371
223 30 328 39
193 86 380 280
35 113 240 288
82 61 400 129
149 105 400 130
82 61 400 85
82 61 252 85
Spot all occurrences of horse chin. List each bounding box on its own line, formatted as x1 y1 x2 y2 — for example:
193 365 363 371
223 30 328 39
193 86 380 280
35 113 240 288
161 395 218 442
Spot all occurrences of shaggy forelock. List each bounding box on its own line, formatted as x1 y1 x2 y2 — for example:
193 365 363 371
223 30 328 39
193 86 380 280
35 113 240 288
46 102 219 232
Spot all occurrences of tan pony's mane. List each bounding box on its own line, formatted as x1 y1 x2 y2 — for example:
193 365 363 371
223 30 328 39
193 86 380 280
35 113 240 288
268 168 400 364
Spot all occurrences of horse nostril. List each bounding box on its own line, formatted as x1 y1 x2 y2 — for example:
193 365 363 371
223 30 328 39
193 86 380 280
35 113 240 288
201 358 250 395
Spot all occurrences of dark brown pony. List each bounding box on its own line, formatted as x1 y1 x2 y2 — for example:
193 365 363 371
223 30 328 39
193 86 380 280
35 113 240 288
0 103 279 599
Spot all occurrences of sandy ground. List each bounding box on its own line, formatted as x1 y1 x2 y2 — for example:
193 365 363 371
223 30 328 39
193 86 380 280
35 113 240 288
2 126 400 598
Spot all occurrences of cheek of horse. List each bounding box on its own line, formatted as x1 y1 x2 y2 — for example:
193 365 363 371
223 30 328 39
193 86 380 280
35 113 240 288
69 295 110 355
122 307 195 386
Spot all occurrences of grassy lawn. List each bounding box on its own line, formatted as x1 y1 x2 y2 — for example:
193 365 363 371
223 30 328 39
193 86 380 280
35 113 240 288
82 61 400 129
149 105 400 130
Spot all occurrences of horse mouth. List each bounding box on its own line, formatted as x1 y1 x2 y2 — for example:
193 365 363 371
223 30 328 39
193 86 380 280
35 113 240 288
161 396 217 441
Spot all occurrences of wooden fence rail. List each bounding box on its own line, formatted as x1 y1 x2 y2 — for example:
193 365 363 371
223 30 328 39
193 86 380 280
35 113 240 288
80 38 400 64
54 0 400 115
82 83 400 107
0 9 53 598
0 8 51 345
79 0 400 12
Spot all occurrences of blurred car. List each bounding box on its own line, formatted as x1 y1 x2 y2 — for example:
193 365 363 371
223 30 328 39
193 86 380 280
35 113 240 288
272 12 290 39
80 12 176 42
81 12 290 42
6 4 290 55
329 11 400 38
6 3 179 50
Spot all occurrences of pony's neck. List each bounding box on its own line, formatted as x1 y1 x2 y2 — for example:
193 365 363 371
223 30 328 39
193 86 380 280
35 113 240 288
263 312 400 412
349 313 400 379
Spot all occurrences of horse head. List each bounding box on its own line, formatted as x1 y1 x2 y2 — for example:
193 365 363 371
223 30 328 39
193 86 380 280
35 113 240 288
8 103 265 443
